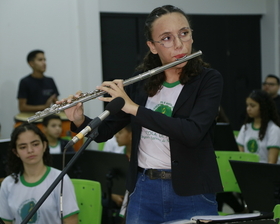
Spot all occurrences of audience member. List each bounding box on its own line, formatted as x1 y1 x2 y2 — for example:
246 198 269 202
60 5 223 223
236 90 280 163
0 122 79 224
114 124 132 159
42 115 75 154
17 50 59 113
103 136 125 154
262 74 280 116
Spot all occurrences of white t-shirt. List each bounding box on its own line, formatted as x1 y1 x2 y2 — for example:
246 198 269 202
236 121 280 163
0 166 79 224
138 81 183 169
103 136 125 154
49 141 61 154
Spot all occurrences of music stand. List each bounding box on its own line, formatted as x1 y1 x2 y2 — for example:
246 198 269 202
79 150 129 195
230 160 280 212
213 123 239 151
51 150 129 195
51 152 83 179
0 138 10 178
52 150 129 224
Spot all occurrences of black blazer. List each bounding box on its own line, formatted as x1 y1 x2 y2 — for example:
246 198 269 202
72 67 223 196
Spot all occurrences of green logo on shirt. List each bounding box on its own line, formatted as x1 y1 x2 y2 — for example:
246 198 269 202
20 200 38 223
154 104 172 117
246 139 258 153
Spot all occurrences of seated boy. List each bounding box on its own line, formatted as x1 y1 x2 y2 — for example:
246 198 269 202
42 115 75 154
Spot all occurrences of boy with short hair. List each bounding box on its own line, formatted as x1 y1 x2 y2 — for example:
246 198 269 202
42 115 75 154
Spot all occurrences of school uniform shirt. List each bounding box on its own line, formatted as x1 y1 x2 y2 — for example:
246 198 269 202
49 138 75 154
103 136 125 154
236 121 280 163
0 166 79 224
138 81 183 169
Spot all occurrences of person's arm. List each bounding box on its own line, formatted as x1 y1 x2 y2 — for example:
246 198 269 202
3 221 12 224
111 194 124 207
18 94 57 112
266 123 280 164
236 125 245 152
268 147 279 164
63 214 78 224
0 178 14 224
238 145 244 152
121 70 223 146
86 69 222 146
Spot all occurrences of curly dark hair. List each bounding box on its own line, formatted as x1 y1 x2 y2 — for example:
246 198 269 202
136 5 210 96
7 122 52 183
244 90 280 140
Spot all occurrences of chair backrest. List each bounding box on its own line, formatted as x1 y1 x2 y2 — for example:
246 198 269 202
273 204 280 223
215 151 259 193
233 130 239 139
98 142 105 151
71 179 102 224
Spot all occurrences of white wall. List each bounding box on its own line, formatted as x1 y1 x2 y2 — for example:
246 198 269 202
0 0 278 144
99 0 266 14
261 0 280 79
0 0 103 147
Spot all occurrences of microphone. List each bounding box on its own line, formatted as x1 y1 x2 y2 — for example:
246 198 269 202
65 97 125 149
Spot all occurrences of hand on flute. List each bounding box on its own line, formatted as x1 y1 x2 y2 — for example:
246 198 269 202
56 91 85 127
97 79 139 116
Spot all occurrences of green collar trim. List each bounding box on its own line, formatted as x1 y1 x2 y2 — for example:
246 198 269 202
50 140 60 148
251 122 260 131
163 81 180 88
20 166 51 187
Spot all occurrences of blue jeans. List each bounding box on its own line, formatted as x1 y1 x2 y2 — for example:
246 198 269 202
126 170 218 224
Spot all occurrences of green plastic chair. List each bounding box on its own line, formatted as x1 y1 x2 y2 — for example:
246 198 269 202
71 179 102 224
98 142 105 151
215 151 259 215
233 130 239 139
215 151 259 193
273 204 280 224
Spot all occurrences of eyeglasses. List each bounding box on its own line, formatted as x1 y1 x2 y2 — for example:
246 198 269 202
151 27 193 48
262 82 278 86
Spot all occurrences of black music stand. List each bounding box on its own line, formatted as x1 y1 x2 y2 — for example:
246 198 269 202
230 160 280 212
213 123 239 151
51 152 83 179
51 150 129 195
51 150 129 224
0 138 10 178
79 150 129 224
79 150 129 195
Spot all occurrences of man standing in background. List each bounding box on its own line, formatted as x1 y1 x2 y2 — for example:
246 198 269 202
17 50 59 113
262 74 280 116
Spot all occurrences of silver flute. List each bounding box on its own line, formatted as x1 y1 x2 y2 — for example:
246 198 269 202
27 50 202 123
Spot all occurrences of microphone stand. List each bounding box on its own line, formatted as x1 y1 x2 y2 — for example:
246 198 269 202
21 128 99 224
